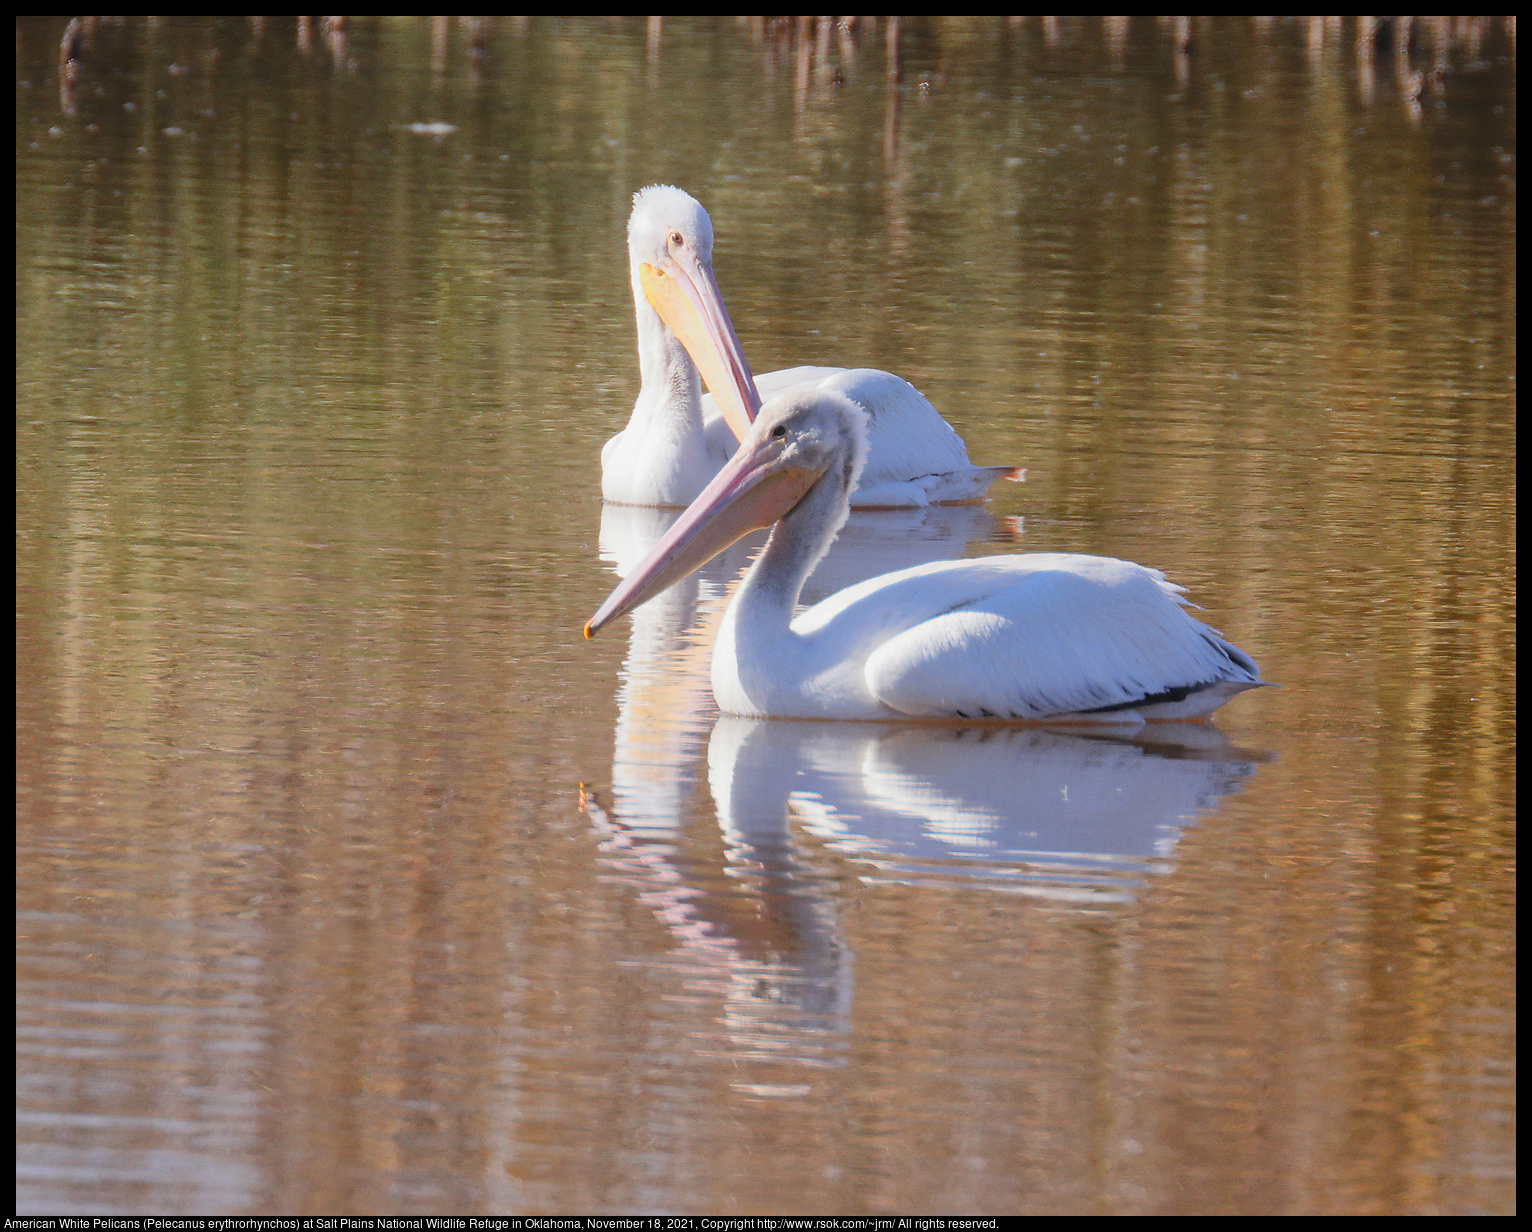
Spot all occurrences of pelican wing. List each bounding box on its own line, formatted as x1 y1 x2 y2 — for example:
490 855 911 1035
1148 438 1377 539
703 365 1012 507
754 365 850 401
823 369 972 477
860 555 1261 721
711 367 992 484
823 369 1018 506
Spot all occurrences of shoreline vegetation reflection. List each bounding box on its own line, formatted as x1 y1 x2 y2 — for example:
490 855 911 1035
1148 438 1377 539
54 16 1515 129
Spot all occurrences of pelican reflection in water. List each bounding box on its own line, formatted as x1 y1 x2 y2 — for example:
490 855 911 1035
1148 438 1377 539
582 713 1268 1071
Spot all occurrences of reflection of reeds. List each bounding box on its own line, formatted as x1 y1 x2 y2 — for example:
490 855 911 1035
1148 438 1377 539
657 15 1513 106
795 14 1494 147
47 16 1515 133
57 17 82 116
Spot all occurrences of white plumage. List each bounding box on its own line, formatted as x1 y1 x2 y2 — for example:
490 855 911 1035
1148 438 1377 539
588 386 1269 726
603 185 1018 509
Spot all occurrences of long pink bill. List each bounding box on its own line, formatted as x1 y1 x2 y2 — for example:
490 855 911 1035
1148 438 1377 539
585 433 820 639
639 254 761 443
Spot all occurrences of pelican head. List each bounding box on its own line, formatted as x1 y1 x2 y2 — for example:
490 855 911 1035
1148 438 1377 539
587 387 869 638
627 185 760 441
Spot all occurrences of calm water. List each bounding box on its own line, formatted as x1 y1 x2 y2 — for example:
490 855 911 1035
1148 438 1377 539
16 16 1514 1216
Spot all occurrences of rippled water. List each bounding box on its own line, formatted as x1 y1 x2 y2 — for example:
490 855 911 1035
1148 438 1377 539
17 16 1514 1216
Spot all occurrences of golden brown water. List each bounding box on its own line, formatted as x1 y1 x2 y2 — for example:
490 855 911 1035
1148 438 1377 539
17 16 1514 1216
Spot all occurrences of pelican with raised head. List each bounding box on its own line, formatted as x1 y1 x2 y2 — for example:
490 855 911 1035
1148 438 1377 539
604 184 1020 509
587 387 1270 724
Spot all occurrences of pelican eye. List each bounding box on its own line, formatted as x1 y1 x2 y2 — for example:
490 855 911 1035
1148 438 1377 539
771 425 787 438
669 231 684 247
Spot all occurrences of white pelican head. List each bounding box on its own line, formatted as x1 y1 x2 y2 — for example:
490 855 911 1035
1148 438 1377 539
626 185 760 442
587 386 870 638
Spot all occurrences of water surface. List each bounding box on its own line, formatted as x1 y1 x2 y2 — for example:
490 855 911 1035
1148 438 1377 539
16 15 1515 1216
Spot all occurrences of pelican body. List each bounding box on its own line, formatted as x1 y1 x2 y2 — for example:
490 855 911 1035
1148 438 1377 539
587 388 1270 725
604 184 1019 509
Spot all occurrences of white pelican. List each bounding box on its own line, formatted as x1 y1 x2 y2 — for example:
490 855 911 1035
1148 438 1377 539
604 184 1020 508
587 387 1271 724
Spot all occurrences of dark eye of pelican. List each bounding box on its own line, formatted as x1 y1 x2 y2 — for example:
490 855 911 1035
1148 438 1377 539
771 425 787 438
669 231 684 247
